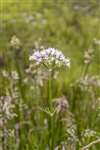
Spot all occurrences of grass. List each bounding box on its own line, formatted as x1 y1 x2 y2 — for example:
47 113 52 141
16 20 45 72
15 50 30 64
0 0 100 149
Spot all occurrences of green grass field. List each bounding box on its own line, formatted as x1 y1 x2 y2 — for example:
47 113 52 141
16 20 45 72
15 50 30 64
0 0 100 149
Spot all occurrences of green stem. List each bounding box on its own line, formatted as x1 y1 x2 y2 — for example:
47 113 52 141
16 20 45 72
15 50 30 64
48 71 51 148
48 72 52 109
48 70 54 150
82 63 89 77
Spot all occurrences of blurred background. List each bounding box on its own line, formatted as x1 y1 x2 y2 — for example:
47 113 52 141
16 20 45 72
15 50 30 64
0 1 100 149
0 0 100 77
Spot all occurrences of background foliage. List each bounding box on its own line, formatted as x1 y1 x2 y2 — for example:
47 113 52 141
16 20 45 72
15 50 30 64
0 0 100 150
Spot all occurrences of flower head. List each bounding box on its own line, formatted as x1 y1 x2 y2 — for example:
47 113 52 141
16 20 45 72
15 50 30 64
29 48 70 69
84 48 94 64
29 50 42 63
54 96 69 115
0 95 16 120
10 35 21 49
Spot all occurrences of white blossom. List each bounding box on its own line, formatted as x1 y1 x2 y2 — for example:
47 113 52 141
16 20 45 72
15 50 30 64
29 50 42 64
29 48 70 68
10 35 21 49
0 95 16 120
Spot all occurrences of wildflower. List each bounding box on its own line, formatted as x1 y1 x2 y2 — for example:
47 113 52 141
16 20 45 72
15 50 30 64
29 48 70 68
2 70 9 78
29 50 42 64
2 70 19 80
0 95 16 120
84 48 94 64
81 129 97 139
54 96 69 114
10 35 21 49
94 38 100 45
10 71 19 80
79 75 100 88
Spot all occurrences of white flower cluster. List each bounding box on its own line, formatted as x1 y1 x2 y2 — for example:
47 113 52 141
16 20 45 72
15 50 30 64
10 35 21 49
0 95 16 120
29 48 70 68
81 129 96 138
84 48 94 64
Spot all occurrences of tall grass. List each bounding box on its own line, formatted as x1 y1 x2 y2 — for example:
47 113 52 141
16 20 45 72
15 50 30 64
0 37 100 149
0 0 100 149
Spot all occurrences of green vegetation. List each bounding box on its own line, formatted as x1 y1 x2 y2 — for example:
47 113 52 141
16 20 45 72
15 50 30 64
0 0 100 149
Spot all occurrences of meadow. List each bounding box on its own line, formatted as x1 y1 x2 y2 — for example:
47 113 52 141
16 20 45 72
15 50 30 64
0 0 100 149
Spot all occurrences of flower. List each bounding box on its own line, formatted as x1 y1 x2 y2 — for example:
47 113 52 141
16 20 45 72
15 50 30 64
94 38 100 45
29 48 70 68
10 35 21 49
29 50 42 63
0 95 16 120
81 129 97 138
84 48 94 64
54 96 69 114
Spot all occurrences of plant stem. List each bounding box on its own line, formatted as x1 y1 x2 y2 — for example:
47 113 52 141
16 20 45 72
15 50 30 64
48 70 54 150
48 71 52 109
81 138 100 150
82 64 89 77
